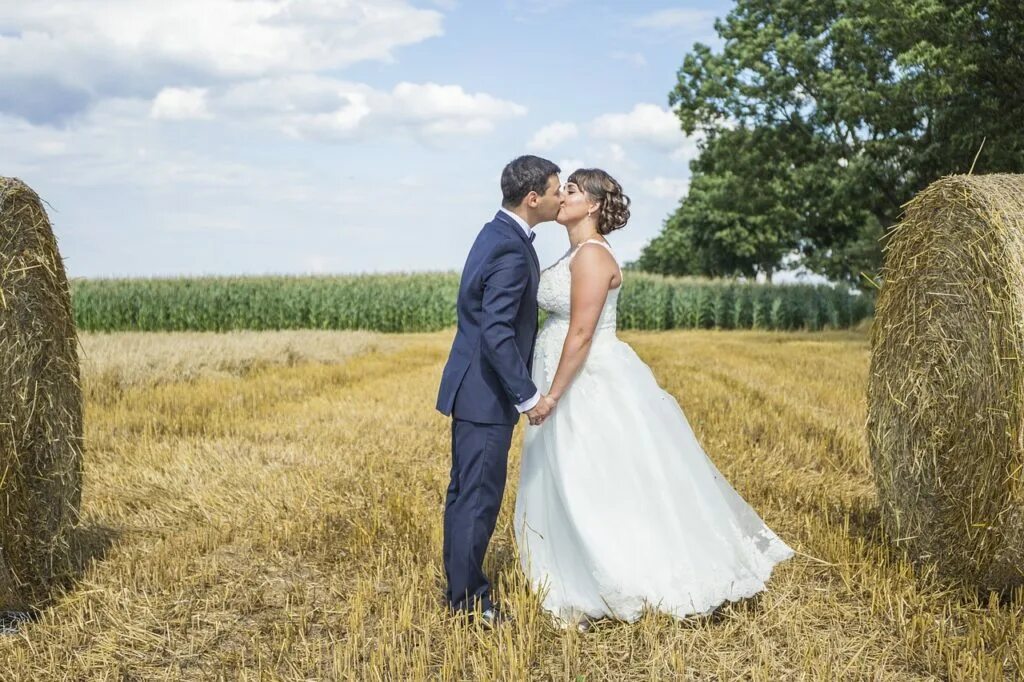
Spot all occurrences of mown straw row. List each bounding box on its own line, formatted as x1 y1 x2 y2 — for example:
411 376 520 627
71 273 872 333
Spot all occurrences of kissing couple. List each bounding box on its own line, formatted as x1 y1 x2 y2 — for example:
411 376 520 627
436 155 794 631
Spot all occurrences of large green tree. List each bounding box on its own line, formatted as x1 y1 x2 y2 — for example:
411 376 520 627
637 123 859 281
640 0 1024 287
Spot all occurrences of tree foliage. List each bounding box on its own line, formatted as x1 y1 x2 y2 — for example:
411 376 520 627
639 0 1024 288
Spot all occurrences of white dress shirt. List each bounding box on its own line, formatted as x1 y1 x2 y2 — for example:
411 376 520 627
498 207 541 414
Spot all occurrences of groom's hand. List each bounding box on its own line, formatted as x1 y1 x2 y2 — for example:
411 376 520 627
527 394 557 426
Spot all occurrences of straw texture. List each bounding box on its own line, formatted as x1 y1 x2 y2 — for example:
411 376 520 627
868 173 1024 591
0 177 83 610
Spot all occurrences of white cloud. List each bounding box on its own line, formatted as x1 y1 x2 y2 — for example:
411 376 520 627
590 103 693 154
605 143 627 163
219 76 374 138
217 76 525 141
632 8 717 32
552 146 632 185
0 2 723 282
150 87 212 120
528 121 578 151
0 2 528 144
0 1 444 123
385 82 525 130
670 136 702 165
0 99 298 191
642 176 690 199
573 144 635 172
557 158 587 175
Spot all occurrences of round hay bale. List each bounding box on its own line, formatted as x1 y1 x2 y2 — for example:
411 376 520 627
0 177 83 610
868 173 1024 591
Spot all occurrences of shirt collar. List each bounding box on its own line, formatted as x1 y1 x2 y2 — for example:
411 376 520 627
499 207 533 240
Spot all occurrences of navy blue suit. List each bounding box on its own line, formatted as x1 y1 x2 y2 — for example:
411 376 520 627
436 210 540 612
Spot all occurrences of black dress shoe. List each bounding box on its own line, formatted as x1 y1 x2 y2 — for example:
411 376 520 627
474 606 513 628
0 611 33 635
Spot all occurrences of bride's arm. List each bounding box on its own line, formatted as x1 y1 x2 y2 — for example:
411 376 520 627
546 246 615 402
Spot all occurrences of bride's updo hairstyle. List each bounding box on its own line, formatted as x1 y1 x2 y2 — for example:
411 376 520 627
568 168 631 235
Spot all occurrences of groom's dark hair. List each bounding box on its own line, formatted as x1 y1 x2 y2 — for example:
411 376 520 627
501 155 560 209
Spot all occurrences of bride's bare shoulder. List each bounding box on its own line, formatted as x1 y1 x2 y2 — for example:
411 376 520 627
570 241 617 271
569 241 613 261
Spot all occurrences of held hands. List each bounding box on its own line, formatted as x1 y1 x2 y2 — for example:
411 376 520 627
526 394 558 426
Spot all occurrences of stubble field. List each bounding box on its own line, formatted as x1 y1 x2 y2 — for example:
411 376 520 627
0 327 1021 680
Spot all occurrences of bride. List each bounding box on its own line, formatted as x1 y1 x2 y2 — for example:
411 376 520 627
513 168 794 631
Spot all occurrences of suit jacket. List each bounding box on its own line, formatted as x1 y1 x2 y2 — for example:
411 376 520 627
436 210 540 425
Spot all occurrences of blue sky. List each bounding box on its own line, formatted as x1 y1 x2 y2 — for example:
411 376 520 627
1 1 774 281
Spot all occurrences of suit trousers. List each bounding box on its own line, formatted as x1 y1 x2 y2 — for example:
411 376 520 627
443 418 515 612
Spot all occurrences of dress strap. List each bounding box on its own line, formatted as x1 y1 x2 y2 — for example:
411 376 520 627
576 239 613 252
567 239 622 291
568 239 616 265
569 239 614 261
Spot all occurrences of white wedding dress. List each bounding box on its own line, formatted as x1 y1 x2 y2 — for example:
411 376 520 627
513 239 794 626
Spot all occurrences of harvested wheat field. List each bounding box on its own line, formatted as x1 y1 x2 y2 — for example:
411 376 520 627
0 327 1020 680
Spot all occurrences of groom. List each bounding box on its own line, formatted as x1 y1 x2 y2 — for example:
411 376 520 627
435 155 561 626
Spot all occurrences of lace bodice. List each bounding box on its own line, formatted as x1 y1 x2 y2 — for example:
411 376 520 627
537 239 620 333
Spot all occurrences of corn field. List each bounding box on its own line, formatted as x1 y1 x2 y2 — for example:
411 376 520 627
71 272 873 333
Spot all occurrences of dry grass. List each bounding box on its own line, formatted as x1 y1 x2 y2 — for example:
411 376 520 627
0 328 1019 680
77 329 405 402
